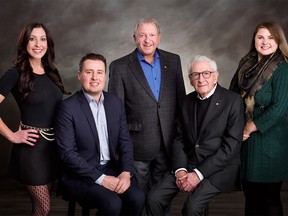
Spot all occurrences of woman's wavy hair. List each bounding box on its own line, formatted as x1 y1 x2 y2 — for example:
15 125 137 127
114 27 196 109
13 22 70 99
249 21 288 62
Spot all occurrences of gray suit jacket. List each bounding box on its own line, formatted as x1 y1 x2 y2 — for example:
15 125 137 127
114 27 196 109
171 84 245 191
108 48 186 160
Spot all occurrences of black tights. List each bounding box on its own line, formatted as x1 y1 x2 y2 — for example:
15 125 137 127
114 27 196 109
242 180 283 216
26 182 53 216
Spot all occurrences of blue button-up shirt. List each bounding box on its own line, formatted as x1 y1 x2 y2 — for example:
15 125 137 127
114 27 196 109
137 49 161 101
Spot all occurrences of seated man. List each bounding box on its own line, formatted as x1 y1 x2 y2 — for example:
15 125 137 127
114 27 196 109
147 55 245 215
55 53 145 215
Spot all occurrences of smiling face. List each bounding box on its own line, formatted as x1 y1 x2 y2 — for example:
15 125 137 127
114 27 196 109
78 59 106 101
26 27 47 60
255 27 278 60
189 60 219 98
133 22 160 61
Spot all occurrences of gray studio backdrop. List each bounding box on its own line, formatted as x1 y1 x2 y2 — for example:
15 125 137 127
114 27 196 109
0 0 288 175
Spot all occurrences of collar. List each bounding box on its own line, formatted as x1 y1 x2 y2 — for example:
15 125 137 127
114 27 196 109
82 89 104 104
137 49 160 62
197 84 217 100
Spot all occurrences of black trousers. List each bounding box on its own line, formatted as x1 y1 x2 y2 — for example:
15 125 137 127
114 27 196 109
242 180 283 216
146 172 221 216
79 163 145 216
133 144 170 194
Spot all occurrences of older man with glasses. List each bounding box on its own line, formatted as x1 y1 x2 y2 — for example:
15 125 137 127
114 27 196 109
146 55 245 216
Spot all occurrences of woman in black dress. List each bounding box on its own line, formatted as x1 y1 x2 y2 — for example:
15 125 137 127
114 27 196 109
0 23 69 215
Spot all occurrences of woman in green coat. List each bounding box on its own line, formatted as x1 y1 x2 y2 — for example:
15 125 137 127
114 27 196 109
230 21 288 216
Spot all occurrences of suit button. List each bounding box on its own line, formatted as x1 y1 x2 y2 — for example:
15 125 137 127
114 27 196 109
195 144 199 148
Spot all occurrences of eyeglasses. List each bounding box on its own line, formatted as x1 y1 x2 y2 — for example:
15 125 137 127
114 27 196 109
188 71 214 80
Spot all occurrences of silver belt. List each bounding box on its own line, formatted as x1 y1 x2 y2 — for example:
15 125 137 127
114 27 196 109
20 121 55 141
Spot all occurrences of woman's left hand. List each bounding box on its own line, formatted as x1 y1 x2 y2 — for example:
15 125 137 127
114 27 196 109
243 121 257 141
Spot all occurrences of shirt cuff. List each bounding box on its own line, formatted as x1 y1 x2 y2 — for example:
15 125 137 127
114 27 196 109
95 174 106 185
174 168 188 177
193 168 204 181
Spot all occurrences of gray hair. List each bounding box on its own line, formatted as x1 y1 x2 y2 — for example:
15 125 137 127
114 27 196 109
133 18 160 36
187 55 217 74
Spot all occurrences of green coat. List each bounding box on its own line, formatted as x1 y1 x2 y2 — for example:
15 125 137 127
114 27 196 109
241 63 288 182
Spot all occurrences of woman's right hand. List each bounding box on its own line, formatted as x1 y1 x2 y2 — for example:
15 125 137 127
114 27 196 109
11 126 39 146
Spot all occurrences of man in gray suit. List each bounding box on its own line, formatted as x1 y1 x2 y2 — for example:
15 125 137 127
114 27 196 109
146 55 245 215
108 17 186 196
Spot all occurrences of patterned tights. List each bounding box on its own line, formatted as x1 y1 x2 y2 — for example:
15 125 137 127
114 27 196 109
26 182 53 216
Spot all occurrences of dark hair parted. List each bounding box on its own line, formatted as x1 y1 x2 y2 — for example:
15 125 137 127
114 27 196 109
250 21 288 62
78 53 107 72
13 22 70 99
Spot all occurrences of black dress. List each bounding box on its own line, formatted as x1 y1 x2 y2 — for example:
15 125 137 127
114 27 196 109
0 66 63 185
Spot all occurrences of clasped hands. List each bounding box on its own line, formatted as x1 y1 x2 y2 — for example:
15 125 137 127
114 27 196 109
175 170 200 192
101 171 131 194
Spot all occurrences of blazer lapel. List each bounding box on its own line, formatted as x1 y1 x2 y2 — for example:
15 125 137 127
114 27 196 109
78 91 100 151
158 52 169 102
102 92 116 158
128 49 157 101
198 85 223 137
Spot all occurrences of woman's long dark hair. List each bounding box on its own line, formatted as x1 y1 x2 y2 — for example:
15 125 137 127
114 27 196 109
13 22 70 99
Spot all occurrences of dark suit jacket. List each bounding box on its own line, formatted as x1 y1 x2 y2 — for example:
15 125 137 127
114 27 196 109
108 48 186 160
55 90 134 200
171 84 245 192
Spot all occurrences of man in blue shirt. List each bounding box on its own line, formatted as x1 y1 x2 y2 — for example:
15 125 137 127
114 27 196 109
108 18 186 206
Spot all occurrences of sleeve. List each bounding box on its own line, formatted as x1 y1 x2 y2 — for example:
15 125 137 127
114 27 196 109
170 103 189 171
254 64 288 133
108 61 125 102
175 55 186 104
55 100 103 182
0 67 19 97
116 99 134 173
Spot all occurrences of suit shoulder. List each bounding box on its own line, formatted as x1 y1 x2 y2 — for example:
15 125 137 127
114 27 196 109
158 49 180 59
110 52 134 66
60 91 81 105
